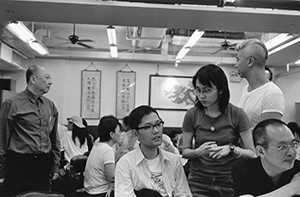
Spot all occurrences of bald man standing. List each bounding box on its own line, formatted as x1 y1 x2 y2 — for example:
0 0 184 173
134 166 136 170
0 65 61 196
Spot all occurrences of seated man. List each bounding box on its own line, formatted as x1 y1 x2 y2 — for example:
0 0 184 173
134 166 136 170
232 119 300 197
115 105 192 197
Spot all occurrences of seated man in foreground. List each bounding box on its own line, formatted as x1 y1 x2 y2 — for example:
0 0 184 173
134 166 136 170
115 105 192 197
232 119 300 197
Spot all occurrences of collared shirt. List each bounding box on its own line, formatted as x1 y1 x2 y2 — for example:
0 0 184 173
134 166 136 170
0 88 61 178
115 145 192 197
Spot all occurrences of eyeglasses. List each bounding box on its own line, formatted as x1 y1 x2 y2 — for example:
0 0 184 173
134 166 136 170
137 121 164 132
193 87 217 96
269 141 300 152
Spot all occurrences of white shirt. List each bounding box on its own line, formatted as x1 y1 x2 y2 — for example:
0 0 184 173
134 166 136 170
238 82 285 128
84 142 114 194
115 145 192 197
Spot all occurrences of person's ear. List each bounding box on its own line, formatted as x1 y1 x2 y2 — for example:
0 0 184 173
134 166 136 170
132 129 139 137
110 131 114 139
248 56 255 67
30 75 36 84
255 145 266 158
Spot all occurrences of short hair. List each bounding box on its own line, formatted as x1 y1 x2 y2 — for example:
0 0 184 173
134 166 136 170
192 64 230 113
26 65 39 84
169 130 181 140
236 38 268 66
98 115 121 142
287 121 299 136
253 119 288 148
129 105 161 130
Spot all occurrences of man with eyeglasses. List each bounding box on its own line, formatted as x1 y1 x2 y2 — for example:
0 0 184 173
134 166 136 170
232 119 300 197
235 38 285 128
115 105 192 197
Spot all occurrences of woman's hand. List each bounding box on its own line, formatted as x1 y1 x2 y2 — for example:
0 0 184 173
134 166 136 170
208 144 231 159
195 141 217 157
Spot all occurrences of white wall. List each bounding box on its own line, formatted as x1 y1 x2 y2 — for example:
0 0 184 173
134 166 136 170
9 58 247 127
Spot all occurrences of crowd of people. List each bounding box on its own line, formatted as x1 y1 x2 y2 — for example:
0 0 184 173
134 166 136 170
0 38 299 197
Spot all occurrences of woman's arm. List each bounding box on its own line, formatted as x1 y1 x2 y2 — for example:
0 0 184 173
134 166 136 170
237 129 256 159
182 131 216 159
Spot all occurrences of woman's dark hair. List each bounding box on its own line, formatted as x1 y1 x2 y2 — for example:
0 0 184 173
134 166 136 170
72 124 92 150
192 64 230 113
98 115 121 142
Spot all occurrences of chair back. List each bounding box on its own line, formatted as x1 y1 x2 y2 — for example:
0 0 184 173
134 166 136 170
70 155 88 173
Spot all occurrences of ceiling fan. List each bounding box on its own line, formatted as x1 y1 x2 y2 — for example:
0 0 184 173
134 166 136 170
211 31 238 55
64 24 94 48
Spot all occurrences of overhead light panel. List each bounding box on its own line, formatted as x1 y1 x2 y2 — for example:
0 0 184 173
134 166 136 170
29 41 49 55
175 29 204 65
268 36 300 55
265 33 293 50
107 26 118 58
5 21 49 55
109 46 118 58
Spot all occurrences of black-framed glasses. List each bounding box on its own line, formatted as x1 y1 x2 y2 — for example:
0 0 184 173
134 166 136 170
137 121 164 132
269 141 300 152
192 87 217 96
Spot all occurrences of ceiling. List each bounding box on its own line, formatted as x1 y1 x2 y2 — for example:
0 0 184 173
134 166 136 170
1 0 300 70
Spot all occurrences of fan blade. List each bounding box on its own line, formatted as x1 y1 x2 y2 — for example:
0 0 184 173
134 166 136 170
77 42 93 48
78 39 94 42
211 48 224 55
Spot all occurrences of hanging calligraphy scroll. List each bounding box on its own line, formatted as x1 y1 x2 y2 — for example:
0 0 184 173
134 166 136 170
81 70 101 119
116 71 136 119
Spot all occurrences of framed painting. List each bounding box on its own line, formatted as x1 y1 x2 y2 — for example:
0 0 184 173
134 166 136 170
149 75 195 111
116 71 136 119
80 70 101 119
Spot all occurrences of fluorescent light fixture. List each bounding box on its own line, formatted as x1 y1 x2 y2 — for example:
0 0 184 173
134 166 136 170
176 47 190 60
107 26 118 58
225 0 236 2
269 36 300 55
6 21 36 43
185 30 205 48
6 21 49 55
109 45 118 58
29 41 49 55
265 33 293 50
175 29 204 63
107 26 117 45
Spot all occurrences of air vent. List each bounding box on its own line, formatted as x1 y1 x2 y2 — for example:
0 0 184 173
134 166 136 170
12 50 28 69
0 42 27 71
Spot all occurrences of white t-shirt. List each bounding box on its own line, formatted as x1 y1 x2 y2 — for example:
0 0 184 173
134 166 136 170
84 142 115 195
238 82 285 128
62 131 89 162
147 156 168 197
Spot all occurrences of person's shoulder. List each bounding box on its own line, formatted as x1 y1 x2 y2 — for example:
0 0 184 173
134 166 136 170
233 157 259 170
227 103 247 115
161 148 181 161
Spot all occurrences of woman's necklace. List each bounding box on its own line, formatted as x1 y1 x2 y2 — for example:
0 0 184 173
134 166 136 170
204 109 221 132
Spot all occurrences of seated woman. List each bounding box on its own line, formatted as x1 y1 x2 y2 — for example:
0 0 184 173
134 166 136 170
84 115 122 197
62 116 93 163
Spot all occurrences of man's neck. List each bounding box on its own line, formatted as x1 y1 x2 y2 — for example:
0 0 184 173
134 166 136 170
140 144 159 160
246 73 269 92
28 86 42 97
261 159 283 185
